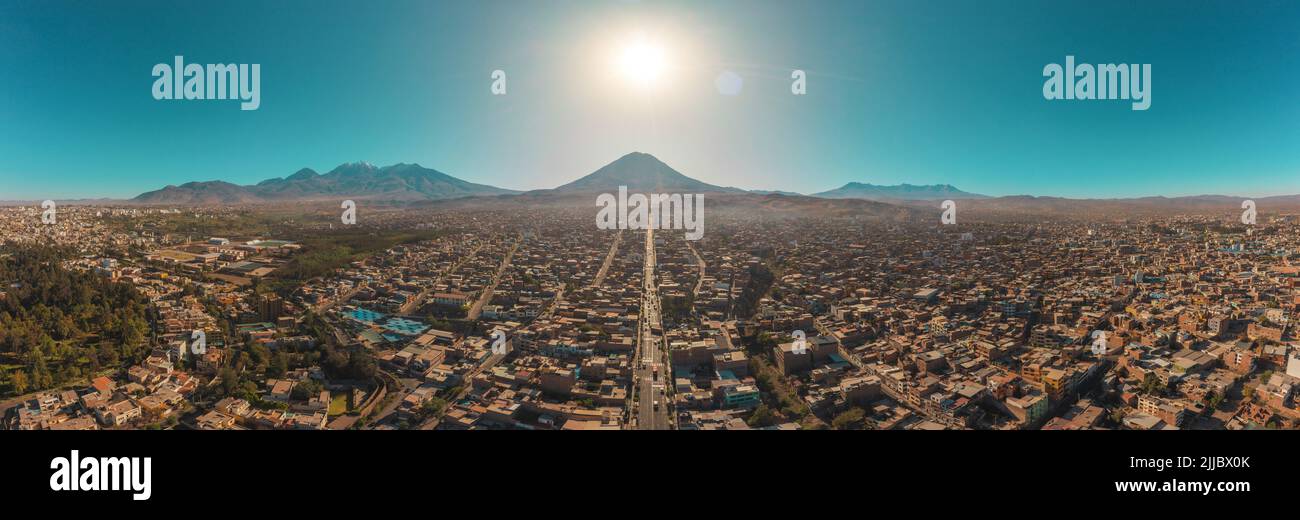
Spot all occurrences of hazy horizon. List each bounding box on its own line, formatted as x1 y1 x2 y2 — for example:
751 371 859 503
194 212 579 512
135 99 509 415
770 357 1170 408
11 148 1300 203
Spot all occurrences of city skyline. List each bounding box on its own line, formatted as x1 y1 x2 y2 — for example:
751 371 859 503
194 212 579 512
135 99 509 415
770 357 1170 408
3 0 1300 200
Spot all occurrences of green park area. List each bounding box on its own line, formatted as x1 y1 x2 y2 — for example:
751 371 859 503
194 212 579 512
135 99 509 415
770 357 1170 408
328 391 350 416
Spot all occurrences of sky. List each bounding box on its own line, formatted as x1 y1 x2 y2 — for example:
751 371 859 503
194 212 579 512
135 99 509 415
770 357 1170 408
1 0 1299 200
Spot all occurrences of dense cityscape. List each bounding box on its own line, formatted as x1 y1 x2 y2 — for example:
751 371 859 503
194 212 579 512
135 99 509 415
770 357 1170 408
3 198 1295 431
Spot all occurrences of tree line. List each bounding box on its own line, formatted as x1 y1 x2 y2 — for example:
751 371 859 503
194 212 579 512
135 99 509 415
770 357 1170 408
0 245 151 396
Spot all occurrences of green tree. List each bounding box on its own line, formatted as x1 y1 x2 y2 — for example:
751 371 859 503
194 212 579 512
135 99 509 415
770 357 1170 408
345 350 377 379
747 403 778 427
417 397 448 421
291 379 323 401
832 407 867 430
1207 392 1225 412
9 370 29 395
1139 373 1164 396
268 352 288 378
0 245 153 397
217 367 239 396
29 353 52 390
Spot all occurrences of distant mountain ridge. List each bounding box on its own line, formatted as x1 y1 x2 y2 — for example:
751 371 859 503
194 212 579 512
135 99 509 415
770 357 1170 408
812 182 987 200
121 152 1300 215
132 162 517 204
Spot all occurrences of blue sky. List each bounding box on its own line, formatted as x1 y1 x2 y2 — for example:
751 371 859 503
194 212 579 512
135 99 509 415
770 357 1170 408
2 0 1299 200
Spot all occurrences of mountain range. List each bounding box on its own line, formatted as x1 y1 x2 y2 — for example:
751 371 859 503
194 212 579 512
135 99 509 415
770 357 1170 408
132 162 516 204
812 182 986 200
129 152 962 204
123 152 1300 217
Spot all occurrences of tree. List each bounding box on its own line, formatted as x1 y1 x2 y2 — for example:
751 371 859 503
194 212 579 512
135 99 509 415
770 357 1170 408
1207 392 1225 412
747 403 778 427
832 407 867 430
291 379 323 401
248 344 270 368
121 317 146 347
345 350 377 379
0 246 153 397
268 352 288 378
417 397 448 421
217 367 239 396
9 370 28 395
800 415 829 430
323 348 349 377
1139 373 1164 396
29 353 52 390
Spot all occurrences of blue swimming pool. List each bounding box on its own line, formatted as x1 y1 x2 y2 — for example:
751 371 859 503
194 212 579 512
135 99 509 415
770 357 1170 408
383 317 429 336
346 308 386 323
347 307 428 337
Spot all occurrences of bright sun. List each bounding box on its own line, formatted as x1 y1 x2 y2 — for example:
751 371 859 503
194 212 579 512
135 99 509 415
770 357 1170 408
617 35 668 90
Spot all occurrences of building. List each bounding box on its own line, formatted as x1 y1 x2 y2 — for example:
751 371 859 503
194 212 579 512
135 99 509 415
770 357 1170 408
1006 391 1048 425
1221 346 1256 375
1137 394 1188 427
775 342 812 375
258 294 284 322
720 383 760 409
433 292 470 307
539 367 575 397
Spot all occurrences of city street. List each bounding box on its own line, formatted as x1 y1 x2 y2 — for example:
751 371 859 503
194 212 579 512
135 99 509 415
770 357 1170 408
634 228 671 430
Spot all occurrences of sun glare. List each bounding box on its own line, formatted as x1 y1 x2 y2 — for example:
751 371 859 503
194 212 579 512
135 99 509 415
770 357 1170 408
617 35 668 91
